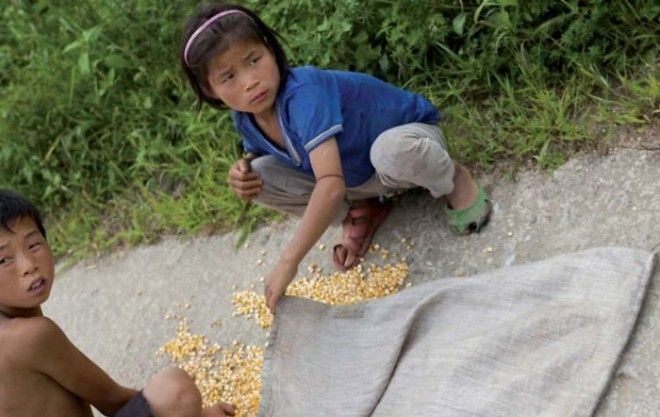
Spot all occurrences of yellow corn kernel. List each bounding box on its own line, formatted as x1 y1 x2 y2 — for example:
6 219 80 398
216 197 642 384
160 245 411 416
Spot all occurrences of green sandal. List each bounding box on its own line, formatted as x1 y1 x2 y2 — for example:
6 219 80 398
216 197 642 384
444 185 492 235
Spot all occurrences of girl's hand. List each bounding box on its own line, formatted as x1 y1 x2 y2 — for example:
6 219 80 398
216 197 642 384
228 158 262 200
264 259 298 314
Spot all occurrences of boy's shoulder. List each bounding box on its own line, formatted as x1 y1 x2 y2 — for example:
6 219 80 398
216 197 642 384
0 316 61 362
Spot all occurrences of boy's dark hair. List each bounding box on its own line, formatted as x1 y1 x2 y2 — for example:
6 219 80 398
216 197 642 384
0 189 47 239
180 2 289 110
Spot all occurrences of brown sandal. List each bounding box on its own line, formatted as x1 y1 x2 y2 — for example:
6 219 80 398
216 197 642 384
332 199 392 271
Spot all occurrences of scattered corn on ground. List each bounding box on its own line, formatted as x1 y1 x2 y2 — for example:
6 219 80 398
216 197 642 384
158 319 264 414
159 244 410 416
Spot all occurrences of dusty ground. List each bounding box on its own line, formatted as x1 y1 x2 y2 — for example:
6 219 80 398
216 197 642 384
45 127 659 416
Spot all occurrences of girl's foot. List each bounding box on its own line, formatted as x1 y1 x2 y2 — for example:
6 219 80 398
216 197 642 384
333 245 359 271
445 163 492 235
332 198 392 270
447 163 479 210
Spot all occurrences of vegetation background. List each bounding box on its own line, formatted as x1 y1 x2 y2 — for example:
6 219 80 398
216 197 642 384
0 0 658 261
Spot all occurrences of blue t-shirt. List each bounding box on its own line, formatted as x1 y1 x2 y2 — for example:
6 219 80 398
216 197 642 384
232 66 440 187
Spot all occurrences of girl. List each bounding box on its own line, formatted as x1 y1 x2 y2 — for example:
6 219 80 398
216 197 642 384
180 3 491 314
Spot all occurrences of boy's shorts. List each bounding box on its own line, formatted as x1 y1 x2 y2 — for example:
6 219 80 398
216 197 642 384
114 391 152 417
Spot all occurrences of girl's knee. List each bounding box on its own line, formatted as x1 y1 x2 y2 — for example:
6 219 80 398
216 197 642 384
370 132 404 174
370 134 441 177
370 124 448 173
143 367 202 417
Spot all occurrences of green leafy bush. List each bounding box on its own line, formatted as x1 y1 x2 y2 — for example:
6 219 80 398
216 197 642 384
0 0 657 257
255 0 658 91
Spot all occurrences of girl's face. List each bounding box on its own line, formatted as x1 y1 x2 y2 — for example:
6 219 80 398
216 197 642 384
206 39 280 118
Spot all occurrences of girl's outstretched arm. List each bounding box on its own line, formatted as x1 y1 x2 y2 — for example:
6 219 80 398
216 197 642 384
264 138 345 313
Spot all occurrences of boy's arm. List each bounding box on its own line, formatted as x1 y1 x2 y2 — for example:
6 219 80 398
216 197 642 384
13 316 137 416
264 137 345 312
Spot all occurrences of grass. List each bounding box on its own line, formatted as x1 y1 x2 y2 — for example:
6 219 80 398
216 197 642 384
48 64 658 266
440 64 658 169
1 1 657 263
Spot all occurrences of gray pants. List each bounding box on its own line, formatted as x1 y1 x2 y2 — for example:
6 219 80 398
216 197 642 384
250 123 455 225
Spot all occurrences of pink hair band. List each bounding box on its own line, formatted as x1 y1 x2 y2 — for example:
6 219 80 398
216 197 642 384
184 10 250 67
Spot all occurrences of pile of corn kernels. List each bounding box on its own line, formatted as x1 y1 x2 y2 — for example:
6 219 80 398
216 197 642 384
159 320 264 413
232 261 409 328
159 244 410 417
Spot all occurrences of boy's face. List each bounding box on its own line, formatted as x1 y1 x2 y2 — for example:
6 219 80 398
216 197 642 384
206 39 281 119
0 216 54 317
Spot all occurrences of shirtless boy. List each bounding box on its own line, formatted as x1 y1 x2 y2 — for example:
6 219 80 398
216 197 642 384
0 189 235 417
